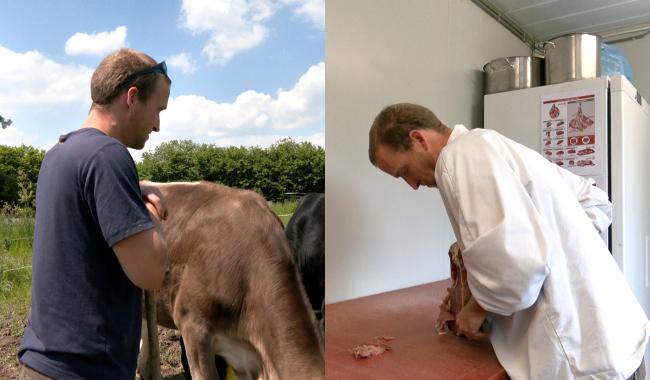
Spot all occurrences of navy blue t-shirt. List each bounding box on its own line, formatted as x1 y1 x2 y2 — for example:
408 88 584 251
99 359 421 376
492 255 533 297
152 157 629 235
18 128 154 379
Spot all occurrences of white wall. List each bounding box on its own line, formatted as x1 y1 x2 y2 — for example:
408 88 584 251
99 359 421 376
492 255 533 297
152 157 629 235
325 0 530 303
613 34 650 99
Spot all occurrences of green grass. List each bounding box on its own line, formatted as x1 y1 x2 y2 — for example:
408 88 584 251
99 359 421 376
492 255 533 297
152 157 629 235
269 200 298 226
0 206 34 338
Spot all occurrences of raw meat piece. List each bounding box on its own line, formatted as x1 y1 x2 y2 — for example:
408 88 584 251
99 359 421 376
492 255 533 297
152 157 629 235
351 337 394 359
436 242 473 335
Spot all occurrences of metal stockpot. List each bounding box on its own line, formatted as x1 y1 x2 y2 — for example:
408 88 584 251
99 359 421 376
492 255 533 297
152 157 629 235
483 56 543 94
544 33 602 84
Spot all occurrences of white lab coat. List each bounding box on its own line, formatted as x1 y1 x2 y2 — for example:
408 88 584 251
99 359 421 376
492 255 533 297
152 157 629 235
435 125 650 380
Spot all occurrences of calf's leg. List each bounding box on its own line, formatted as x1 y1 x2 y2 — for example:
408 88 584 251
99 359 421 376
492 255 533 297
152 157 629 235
181 321 221 380
179 337 228 380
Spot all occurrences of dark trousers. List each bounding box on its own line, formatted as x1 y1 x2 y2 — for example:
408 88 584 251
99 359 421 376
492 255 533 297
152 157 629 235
19 364 52 380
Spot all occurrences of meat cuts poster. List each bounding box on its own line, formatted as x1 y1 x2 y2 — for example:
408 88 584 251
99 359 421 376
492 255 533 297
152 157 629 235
540 90 604 177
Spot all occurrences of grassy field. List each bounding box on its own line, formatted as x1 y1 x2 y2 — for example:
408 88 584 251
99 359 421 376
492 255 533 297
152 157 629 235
271 199 300 226
0 200 297 379
0 206 34 378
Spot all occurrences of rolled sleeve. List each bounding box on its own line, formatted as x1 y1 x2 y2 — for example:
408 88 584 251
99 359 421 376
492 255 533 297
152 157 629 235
462 221 550 316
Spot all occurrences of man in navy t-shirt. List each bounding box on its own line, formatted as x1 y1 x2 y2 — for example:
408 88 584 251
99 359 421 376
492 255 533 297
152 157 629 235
18 48 171 379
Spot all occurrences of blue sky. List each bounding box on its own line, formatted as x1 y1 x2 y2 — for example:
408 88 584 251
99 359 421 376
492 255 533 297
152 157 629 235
0 0 324 160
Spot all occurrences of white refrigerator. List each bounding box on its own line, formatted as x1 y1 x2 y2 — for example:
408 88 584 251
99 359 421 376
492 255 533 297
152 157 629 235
484 75 650 320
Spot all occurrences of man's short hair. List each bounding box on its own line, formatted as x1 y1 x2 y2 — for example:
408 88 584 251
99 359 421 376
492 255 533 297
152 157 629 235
368 103 445 165
90 48 170 107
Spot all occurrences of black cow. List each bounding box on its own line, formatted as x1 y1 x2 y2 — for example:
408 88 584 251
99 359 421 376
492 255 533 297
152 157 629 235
285 193 325 326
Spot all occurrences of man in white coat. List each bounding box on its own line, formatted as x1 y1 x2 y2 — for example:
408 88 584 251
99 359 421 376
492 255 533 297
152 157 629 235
368 103 649 380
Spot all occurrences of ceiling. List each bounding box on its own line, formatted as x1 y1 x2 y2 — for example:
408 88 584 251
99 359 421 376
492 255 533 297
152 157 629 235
473 0 650 44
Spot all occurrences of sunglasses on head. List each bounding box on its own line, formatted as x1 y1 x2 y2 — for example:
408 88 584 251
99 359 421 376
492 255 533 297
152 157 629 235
119 61 168 89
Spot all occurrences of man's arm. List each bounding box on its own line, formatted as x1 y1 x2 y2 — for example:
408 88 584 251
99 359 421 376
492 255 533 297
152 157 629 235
113 184 168 290
113 227 167 290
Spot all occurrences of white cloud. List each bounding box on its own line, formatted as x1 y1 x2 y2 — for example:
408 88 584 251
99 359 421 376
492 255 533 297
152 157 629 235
180 0 275 64
127 61 324 161
161 61 323 136
180 0 323 64
273 62 324 130
64 26 128 56
281 0 324 29
0 43 324 160
0 46 93 113
167 53 198 74
0 125 26 147
202 25 267 64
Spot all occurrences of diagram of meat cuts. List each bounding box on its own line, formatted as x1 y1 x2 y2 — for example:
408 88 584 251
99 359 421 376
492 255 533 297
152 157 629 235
549 103 560 119
577 159 595 167
436 242 473 336
577 147 595 156
569 102 594 132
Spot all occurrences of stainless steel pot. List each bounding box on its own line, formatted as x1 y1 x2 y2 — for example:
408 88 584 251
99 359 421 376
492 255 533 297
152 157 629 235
544 33 602 85
483 56 543 94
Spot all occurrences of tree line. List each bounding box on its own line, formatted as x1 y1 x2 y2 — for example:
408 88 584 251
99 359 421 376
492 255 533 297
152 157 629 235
0 139 324 206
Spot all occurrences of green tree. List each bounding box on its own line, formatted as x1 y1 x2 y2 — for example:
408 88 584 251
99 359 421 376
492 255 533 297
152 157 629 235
137 139 324 201
0 145 45 206
138 140 201 182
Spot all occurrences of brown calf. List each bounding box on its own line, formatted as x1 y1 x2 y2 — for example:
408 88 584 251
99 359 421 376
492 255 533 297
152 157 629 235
140 182 323 380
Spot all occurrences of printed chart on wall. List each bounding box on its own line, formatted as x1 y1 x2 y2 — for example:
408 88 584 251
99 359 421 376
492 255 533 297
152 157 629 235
540 90 605 177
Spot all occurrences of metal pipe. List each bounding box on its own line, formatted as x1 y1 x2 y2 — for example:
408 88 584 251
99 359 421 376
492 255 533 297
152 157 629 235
601 22 650 44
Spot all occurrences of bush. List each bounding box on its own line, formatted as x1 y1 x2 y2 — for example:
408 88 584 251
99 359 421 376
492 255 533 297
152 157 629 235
0 145 44 207
138 139 324 201
0 139 324 205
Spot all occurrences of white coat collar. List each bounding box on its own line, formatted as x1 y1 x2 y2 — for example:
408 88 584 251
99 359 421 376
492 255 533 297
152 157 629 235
447 124 469 144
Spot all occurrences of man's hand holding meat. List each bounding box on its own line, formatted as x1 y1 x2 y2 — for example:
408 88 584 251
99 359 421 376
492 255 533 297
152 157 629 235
455 296 488 340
